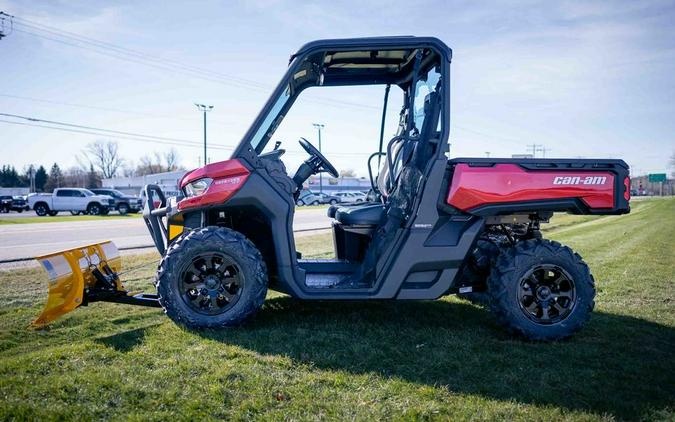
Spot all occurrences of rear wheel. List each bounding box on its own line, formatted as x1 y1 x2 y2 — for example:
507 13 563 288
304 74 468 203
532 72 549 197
48 210 58 216
70 210 81 216
156 226 268 329
488 239 595 341
329 199 337 205
311 200 320 205
296 200 305 206
35 203 49 216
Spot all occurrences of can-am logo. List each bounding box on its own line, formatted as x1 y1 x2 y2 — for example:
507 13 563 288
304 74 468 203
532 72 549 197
553 176 607 185
214 176 242 185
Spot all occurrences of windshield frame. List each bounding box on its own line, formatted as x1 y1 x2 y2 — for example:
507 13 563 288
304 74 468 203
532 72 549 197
232 38 451 160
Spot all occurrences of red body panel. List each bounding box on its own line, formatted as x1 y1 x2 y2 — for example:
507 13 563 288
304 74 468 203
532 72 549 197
178 159 250 211
446 164 615 212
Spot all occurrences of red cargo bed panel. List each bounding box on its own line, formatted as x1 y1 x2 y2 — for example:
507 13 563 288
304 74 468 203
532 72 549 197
447 163 615 212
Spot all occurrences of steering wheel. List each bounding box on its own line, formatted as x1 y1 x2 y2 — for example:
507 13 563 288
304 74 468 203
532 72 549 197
298 138 339 178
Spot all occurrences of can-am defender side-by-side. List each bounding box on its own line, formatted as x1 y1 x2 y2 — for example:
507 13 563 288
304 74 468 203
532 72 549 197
33 37 630 341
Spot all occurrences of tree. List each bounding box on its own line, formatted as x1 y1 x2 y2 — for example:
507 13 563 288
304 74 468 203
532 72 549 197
34 165 48 192
0 165 21 187
87 165 101 189
670 151 675 178
44 163 64 192
339 169 356 178
81 140 125 179
135 149 183 176
165 148 180 172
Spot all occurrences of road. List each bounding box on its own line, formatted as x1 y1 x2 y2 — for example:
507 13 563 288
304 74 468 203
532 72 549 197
0 208 331 262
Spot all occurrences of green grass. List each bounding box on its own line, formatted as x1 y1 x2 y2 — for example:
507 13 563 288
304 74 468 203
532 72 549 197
1 199 673 420
0 213 141 225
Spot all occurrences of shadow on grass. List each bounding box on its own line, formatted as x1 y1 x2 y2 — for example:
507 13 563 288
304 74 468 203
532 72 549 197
200 297 674 420
95 327 148 352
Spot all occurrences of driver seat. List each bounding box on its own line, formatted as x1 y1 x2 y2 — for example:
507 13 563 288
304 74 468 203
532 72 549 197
334 203 385 226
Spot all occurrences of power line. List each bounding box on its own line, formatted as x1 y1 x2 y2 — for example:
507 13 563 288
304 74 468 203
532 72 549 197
0 112 208 145
8 18 379 111
0 93 233 126
0 118 231 150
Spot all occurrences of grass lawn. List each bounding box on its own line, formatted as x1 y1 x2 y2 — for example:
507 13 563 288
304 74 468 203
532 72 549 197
0 213 141 225
0 198 673 420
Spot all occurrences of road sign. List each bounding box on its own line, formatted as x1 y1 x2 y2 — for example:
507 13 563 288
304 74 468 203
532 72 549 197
648 173 666 183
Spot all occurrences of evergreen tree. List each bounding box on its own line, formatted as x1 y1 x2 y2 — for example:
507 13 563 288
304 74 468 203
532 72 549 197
34 166 48 192
87 164 101 188
44 163 64 192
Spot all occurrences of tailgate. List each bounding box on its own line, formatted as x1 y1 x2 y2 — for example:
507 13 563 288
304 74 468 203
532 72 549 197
446 158 630 216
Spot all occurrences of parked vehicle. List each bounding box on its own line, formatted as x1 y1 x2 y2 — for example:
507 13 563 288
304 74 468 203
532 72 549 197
11 196 29 212
90 188 142 215
0 195 13 213
335 192 366 204
315 192 341 205
27 188 114 216
296 190 322 206
34 37 631 342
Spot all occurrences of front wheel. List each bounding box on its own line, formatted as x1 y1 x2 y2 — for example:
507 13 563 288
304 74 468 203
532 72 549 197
296 200 304 206
488 239 595 341
117 204 129 215
311 200 320 205
87 203 101 216
156 226 268 329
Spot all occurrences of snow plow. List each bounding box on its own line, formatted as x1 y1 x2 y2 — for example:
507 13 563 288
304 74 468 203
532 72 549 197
32 241 160 328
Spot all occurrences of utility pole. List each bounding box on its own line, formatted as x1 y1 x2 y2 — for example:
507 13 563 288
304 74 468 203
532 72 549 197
527 144 543 158
537 146 551 158
312 123 325 193
195 104 213 165
485 151 491 158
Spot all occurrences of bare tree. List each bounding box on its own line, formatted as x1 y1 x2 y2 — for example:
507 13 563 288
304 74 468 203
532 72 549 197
135 149 183 176
82 140 125 179
670 151 675 177
340 169 356 178
165 148 180 172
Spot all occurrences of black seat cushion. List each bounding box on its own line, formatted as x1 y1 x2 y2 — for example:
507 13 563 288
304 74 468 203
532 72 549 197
327 204 339 218
335 204 385 226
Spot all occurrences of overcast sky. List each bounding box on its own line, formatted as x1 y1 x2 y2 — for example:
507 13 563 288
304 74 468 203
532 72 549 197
1 0 674 177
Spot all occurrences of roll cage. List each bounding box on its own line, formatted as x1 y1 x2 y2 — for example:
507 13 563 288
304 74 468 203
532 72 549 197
232 36 452 161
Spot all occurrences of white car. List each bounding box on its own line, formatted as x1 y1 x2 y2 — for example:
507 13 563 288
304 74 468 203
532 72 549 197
335 192 367 204
27 188 115 216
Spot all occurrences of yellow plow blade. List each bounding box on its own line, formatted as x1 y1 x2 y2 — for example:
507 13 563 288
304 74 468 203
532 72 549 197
32 241 122 327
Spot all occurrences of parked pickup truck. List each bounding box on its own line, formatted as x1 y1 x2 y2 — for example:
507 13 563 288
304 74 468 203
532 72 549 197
27 188 115 216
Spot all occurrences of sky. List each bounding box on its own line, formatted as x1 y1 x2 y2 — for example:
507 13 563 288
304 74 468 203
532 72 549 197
1 0 674 178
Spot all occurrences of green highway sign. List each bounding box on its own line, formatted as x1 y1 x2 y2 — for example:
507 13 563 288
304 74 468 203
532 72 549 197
648 173 667 182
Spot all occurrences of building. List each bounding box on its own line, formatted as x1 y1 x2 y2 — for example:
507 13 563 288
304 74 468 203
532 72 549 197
630 175 674 196
0 187 30 196
102 170 187 197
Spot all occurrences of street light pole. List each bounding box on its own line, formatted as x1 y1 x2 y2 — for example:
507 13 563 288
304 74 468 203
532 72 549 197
195 103 214 165
312 123 325 193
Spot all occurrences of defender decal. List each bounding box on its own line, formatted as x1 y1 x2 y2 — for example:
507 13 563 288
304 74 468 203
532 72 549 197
552 176 607 185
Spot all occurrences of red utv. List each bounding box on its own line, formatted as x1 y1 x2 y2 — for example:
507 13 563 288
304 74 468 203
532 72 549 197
139 37 630 341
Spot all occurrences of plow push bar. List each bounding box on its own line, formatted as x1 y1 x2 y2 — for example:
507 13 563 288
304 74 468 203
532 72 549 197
143 184 170 255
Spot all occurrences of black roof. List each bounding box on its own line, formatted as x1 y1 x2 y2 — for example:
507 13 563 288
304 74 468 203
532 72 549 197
292 36 452 63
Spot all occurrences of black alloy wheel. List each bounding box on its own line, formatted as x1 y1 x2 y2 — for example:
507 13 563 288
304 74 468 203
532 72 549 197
178 253 244 315
517 265 576 325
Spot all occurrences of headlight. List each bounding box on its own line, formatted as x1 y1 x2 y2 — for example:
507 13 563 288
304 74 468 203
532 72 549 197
184 178 212 197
